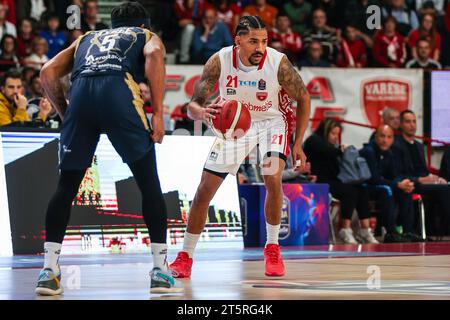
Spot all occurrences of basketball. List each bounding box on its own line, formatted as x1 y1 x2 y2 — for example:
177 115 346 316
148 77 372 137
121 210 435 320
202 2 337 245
211 99 251 140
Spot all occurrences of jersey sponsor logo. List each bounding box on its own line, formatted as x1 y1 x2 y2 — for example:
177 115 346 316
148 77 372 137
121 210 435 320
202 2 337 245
361 78 410 127
241 101 273 112
239 80 257 87
258 79 266 90
256 92 268 101
227 88 236 95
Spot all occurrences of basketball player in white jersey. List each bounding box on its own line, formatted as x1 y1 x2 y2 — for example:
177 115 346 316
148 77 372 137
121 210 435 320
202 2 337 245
170 15 310 277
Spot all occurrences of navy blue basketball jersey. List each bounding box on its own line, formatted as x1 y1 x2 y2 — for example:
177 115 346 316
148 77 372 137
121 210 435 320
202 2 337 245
71 26 151 82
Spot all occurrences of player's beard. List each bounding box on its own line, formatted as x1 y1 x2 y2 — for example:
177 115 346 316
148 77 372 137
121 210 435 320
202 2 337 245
249 52 263 65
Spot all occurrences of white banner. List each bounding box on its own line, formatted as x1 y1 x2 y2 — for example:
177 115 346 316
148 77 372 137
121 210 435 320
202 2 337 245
299 67 424 148
0 137 12 256
164 66 423 148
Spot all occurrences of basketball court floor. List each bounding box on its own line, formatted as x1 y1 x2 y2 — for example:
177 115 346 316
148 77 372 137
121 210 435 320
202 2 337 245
1 242 450 300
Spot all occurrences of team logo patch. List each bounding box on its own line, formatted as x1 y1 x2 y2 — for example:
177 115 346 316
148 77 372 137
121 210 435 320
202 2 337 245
256 92 268 101
227 88 236 95
361 78 410 127
209 151 219 162
258 79 266 90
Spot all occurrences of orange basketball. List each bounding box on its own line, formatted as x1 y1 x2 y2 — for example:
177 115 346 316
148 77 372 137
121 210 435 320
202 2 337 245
212 99 251 140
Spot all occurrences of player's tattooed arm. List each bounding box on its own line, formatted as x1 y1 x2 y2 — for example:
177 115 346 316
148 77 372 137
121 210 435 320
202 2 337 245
188 53 223 121
278 55 311 171
40 39 78 119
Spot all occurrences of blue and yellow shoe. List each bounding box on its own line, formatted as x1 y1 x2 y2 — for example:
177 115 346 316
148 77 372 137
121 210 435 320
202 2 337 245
35 267 63 296
150 267 184 294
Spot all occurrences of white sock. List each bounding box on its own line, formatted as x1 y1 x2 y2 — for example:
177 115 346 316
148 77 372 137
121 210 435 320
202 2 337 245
151 243 167 270
183 232 200 258
43 242 62 274
266 223 280 246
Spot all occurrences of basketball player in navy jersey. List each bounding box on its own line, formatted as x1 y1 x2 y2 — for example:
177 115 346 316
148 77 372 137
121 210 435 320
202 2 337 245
35 2 182 295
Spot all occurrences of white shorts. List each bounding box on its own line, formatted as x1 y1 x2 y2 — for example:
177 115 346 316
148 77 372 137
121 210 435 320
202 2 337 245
204 117 293 177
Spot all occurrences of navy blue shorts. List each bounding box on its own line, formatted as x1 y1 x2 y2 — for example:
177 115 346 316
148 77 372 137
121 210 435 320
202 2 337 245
59 73 153 170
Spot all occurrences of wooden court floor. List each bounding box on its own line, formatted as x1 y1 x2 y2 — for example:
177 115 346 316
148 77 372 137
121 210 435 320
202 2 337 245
1 243 450 300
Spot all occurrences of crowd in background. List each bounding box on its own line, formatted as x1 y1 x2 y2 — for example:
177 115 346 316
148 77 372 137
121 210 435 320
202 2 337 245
0 0 449 243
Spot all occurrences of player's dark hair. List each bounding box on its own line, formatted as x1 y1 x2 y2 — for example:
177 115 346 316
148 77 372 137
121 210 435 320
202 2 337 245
0 69 22 87
111 2 151 29
400 110 415 122
235 15 266 36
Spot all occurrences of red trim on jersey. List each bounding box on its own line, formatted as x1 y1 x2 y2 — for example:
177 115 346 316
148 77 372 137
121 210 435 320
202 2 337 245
278 89 294 156
257 50 267 70
232 46 238 69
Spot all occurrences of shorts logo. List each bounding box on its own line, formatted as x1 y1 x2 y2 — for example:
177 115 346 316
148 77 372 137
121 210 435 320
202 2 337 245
256 92 268 101
62 145 72 153
227 88 236 95
258 79 266 90
209 151 219 162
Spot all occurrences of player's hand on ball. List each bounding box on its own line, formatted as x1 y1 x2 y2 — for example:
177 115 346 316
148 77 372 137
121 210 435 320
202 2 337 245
151 115 165 144
292 141 307 172
188 97 223 122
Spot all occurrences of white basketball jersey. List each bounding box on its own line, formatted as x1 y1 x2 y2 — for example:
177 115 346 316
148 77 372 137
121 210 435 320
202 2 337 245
218 46 293 123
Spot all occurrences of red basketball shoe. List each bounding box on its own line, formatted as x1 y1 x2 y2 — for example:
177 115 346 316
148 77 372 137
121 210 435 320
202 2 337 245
169 251 193 278
264 244 285 277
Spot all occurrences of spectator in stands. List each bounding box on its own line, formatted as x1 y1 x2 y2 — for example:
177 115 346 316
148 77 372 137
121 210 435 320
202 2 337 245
406 38 441 68
360 125 419 243
0 3 15 38
191 8 233 64
40 13 68 59
0 69 29 126
393 110 450 236
29 97 58 127
24 36 49 71
174 0 212 64
16 0 53 24
415 0 445 15
408 13 441 61
303 118 378 244
373 16 406 67
268 13 302 63
0 35 20 74
81 0 109 33
16 18 35 59
440 146 450 181
21 66 37 96
283 0 313 35
212 0 242 35
382 0 419 36
69 29 84 45
242 0 278 29
369 107 401 141
344 0 382 36
336 25 369 68
139 82 152 115
302 8 339 64
314 0 343 29
1 0 16 25
298 40 331 67
41 13 67 59
382 107 401 130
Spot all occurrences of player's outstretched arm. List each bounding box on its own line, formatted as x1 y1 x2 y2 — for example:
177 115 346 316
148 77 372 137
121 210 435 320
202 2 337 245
187 53 222 122
144 32 166 144
278 55 311 171
40 40 77 119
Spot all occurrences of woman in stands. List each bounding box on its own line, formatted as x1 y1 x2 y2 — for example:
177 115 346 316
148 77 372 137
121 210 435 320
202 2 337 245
304 118 378 244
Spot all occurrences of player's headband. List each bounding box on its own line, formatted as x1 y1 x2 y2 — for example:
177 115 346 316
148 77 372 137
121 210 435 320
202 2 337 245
111 17 151 29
